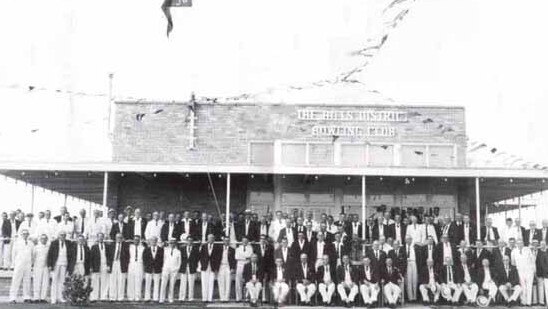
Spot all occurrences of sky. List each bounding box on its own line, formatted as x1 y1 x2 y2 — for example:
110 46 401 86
0 0 547 165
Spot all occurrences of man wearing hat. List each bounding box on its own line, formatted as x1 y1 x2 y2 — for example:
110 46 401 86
179 236 199 301
159 237 181 303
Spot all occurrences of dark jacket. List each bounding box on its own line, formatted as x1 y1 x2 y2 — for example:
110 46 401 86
179 244 200 274
336 264 358 283
456 222 476 244
2 219 21 242
440 265 460 284
309 241 335 265
243 261 265 282
357 265 379 284
525 228 542 246
293 262 315 283
127 218 148 239
480 226 499 241
90 242 112 273
72 242 91 275
536 250 548 278
290 240 311 261
110 221 128 240
160 222 181 242
143 246 164 273
254 243 274 271
381 266 401 284
476 266 495 285
107 241 130 273
210 244 236 271
316 264 337 284
472 248 491 270
418 265 439 285
496 264 520 286
235 221 259 242
366 247 387 269
47 239 75 273
388 248 407 276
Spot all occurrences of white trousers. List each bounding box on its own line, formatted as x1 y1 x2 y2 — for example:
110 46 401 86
9 264 31 301
179 272 196 301
109 261 126 301
318 282 335 303
460 282 479 302
91 266 110 301
217 265 231 301
518 270 534 305
499 284 522 302
419 283 440 302
442 282 463 302
33 265 50 301
0 241 7 268
127 262 143 301
296 282 316 303
337 283 358 303
533 276 545 304
144 273 160 301
4 240 14 269
201 266 215 302
360 283 380 304
271 282 289 303
72 262 86 277
406 261 418 300
159 269 178 303
50 265 67 303
384 282 401 304
235 263 246 301
246 281 262 301
482 281 498 300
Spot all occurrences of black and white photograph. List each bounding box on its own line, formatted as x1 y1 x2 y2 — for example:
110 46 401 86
0 0 548 308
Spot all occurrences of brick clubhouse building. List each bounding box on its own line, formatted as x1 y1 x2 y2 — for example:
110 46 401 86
1 94 547 232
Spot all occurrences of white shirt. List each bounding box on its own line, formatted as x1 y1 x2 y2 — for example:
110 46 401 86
323 265 332 282
276 266 284 281
129 244 145 263
201 222 209 242
394 224 402 242
36 218 57 240
270 219 286 241
462 263 471 283
483 266 493 283
405 223 425 244
87 217 106 240
235 244 253 264
57 240 68 266
56 221 74 239
221 245 230 266
363 266 371 281
463 223 471 244
424 224 438 243
443 242 453 261
168 223 176 239
163 247 181 272
428 266 435 285
181 218 191 235
133 218 143 237
98 242 107 265
13 238 34 268
18 219 37 238
281 247 288 263
145 220 163 240
352 222 360 235
316 241 325 259
33 242 49 268
102 218 114 238
406 243 416 261
511 247 535 273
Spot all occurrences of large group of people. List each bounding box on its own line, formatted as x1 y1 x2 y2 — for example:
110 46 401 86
3 205 548 307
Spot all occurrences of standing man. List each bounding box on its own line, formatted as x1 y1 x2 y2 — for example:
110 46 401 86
460 214 476 245
9 229 34 303
108 233 129 301
405 215 425 245
480 218 499 242
72 234 90 277
512 239 535 305
56 213 74 240
160 213 181 243
74 209 89 240
127 235 146 301
215 236 236 301
90 233 111 301
243 253 264 306
47 231 74 304
404 234 419 301
198 213 215 243
87 210 106 244
32 234 50 303
179 210 193 239
199 234 217 302
128 208 147 239
110 213 126 240
143 236 163 302
179 237 199 301
537 240 548 306
235 236 253 301
393 214 406 244
145 212 163 242
337 255 359 306
159 238 181 303
4 211 21 269
526 221 541 247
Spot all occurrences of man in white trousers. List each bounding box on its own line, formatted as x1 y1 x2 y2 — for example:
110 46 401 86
143 236 164 302
32 234 50 303
404 234 419 301
271 257 290 305
109 233 128 301
359 257 380 306
512 239 535 305
127 235 145 301
317 255 336 305
295 253 316 305
538 240 548 306
235 236 253 301
244 253 263 306
199 234 217 302
5 211 21 270
179 237 198 301
90 233 111 301
217 236 236 301
72 235 90 277
498 255 522 305
47 230 74 304
337 255 359 306
9 229 34 303
458 254 478 304
159 238 181 303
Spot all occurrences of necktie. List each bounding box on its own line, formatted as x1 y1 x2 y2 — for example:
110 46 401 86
81 219 85 233
407 244 410 256
243 245 246 252
101 243 104 251
187 247 191 257
171 248 173 256
80 245 84 261
375 250 379 259
303 264 307 278
25 240 28 245
252 263 256 275
116 244 120 260
448 266 452 282
135 245 138 261
61 241 64 249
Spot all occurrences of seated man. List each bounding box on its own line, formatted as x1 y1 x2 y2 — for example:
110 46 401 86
295 253 316 305
419 258 441 304
458 253 478 304
316 255 336 305
271 258 289 305
382 258 402 308
497 255 522 306
336 255 359 307
243 254 263 307
476 258 498 305
440 256 462 304
358 257 380 306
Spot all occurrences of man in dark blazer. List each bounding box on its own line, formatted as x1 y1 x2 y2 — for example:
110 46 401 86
199 234 217 302
456 254 478 304
178 237 199 301
317 222 334 243
110 213 127 240
90 233 111 301
294 253 316 305
213 236 236 301
458 215 476 245
179 210 194 238
365 218 376 243
108 233 129 301
271 257 290 305
525 221 542 247
160 213 181 243
388 240 407 278
143 236 163 302
472 240 491 270
235 213 258 242
420 236 439 268
497 255 522 305
277 221 296 245
316 255 337 305
255 235 274 274
347 215 363 238
243 253 264 306
381 258 403 307
127 208 147 239
304 221 316 244
332 233 349 269
393 214 407 244
336 255 359 306
418 258 440 304
196 213 216 243
274 238 292 267
367 240 387 269
257 216 270 241
435 234 457 266
439 216 458 244
358 256 380 306
480 218 499 242
475 258 498 304
47 231 74 304
71 234 90 277
290 232 310 263
309 232 335 268
53 206 71 223
491 240 511 270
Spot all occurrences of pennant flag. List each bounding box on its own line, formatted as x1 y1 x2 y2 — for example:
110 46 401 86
161 0 192 37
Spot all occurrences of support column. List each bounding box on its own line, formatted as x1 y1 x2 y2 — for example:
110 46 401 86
30 185 35 213
273 175 283 213
475 177 481 240
226 173 231 237
102 172 109 209
362 175 366 238
518 196 521 221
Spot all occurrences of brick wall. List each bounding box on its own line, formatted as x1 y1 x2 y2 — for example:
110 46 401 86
113 102 467 167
